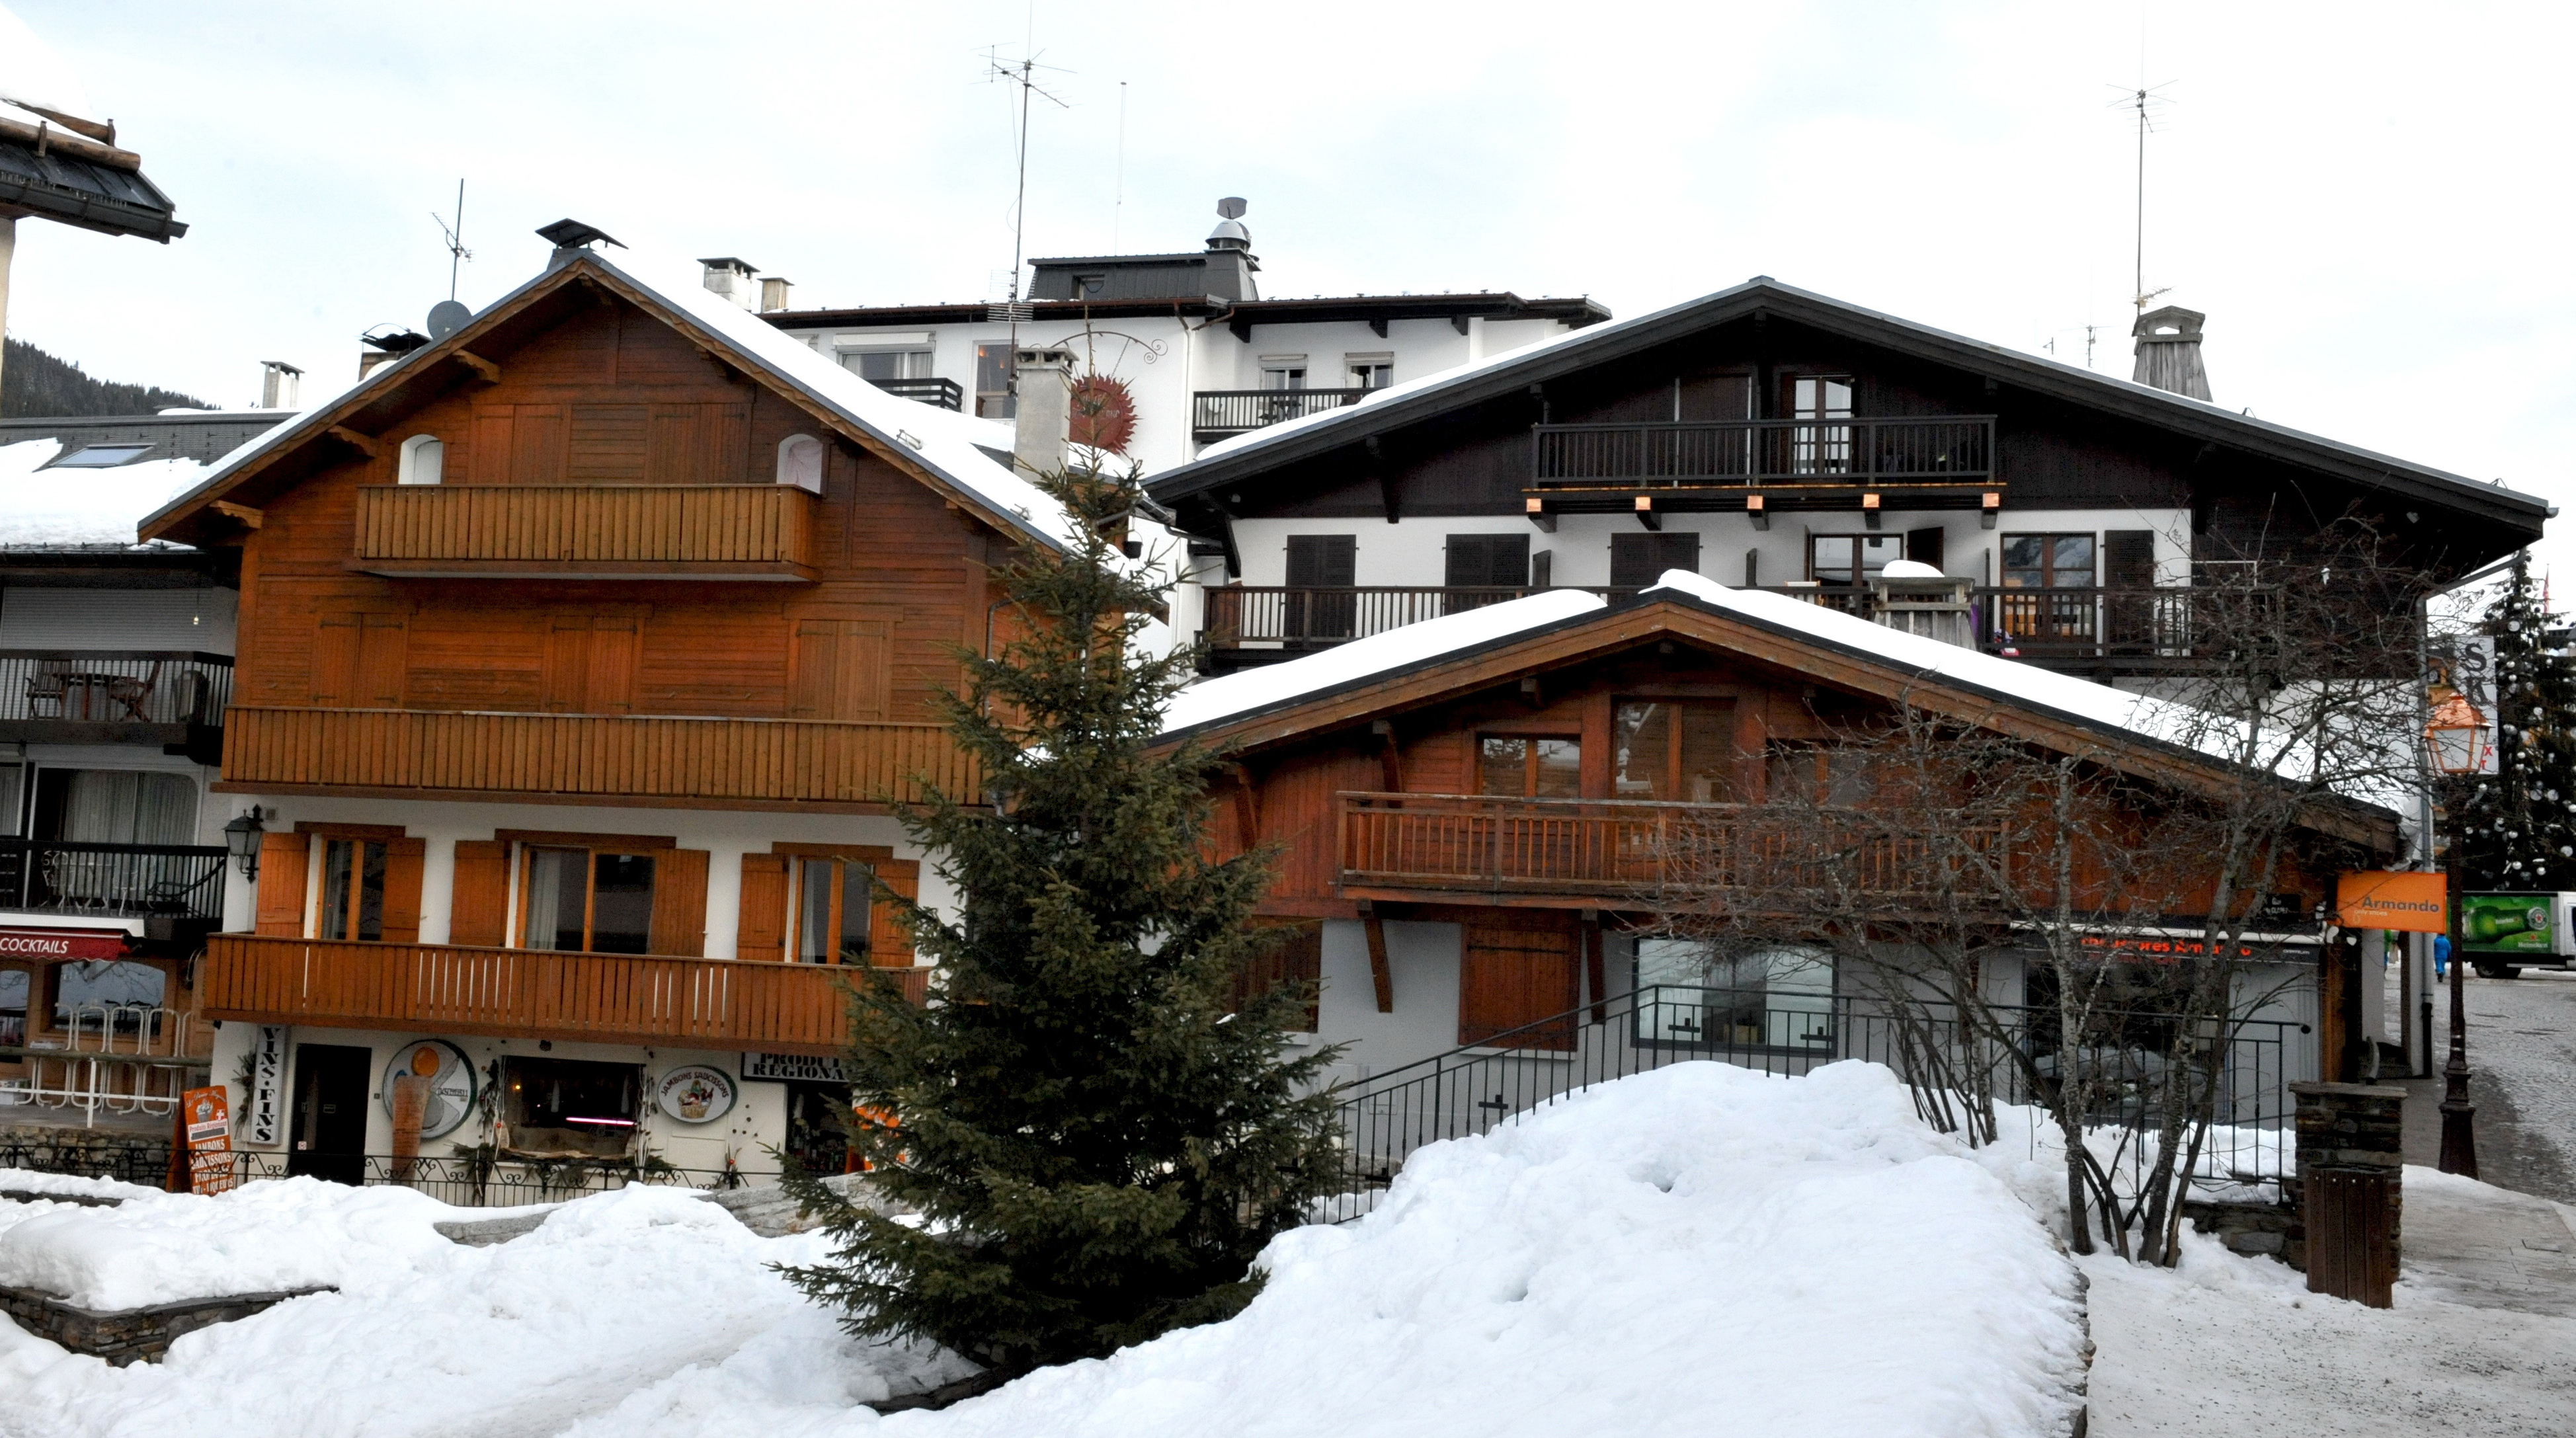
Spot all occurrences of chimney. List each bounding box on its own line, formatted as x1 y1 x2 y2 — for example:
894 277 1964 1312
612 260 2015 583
698 257 760 311
1012 346 1074 479
759 276 793 313
2131 305 2212 402
259 360 302 409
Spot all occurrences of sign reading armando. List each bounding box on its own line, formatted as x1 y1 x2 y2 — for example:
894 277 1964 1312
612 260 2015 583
2335 871 2450 934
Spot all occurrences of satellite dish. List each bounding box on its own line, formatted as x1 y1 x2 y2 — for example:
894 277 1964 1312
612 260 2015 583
425 300 470 340
1216 196 1247 220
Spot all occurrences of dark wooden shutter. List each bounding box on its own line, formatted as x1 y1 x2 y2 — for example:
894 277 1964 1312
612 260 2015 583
1676 373 1753 422
254 832 309 936
1458 919 1580 1051
380 838 427 944
2105 530 2155 588
1531 549 1554 588
1233 921 1323 1033
1444 534 1529 588
737 854 789 960
1285 534 1356 588
650 848 711 957
789 619 891 720
448 840 510 947
1904 526 1946 571
1610 532 1701 588
645 402 751 484
870 859 921 967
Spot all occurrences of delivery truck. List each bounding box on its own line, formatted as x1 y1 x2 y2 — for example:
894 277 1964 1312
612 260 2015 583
2458 892 2576 978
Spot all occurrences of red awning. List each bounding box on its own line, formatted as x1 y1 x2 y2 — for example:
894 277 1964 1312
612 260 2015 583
0 928 134 961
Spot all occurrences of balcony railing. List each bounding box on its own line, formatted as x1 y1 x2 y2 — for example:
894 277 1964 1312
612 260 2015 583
1338 791 2003 901
868 376 965 412
1193 387 1374 440
0 840 228 920
221 706 978 807
1529 415 1995 505
202 932 928 1055
1198 584 1876 654
0 650 233 729
352 484 818 578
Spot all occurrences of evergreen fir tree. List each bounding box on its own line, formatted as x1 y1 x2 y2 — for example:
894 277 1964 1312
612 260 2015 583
2444 549 2576 892
778 467 1343 1382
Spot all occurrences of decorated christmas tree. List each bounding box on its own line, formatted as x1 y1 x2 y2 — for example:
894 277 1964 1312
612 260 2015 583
2444 549 2576 893
779 467 1342 1386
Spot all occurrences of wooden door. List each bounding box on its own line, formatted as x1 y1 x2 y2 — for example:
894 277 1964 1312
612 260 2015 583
1459 918 1580 1051
287 1043 374 1185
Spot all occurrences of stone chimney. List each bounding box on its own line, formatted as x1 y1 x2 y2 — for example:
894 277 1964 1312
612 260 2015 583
259 360 302 409
698 257 760 311
2131 305 2212 402
1012 346 1074 479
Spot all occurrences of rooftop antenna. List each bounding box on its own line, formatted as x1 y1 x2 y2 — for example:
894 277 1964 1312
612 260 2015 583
431 180 472 303
2112 79 2177 314
984 43 1070 329
1112 80 1127 254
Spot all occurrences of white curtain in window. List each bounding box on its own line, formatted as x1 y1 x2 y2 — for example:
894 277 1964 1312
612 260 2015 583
60 771 196 845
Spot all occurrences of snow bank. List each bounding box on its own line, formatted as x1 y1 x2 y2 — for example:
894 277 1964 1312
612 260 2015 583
0 440 210 548
0 1176 456 1309
580 1062 2090 1438
0 1170 163 1205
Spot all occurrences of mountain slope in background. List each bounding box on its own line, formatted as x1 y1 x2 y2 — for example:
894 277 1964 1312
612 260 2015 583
1 337 211 417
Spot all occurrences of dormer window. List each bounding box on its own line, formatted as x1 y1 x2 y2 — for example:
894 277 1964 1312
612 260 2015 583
776 434 825 493
1074 273 1106 298
396 434 444 485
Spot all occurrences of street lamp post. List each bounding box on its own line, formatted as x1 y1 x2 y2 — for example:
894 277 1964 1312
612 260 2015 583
2425 688 2484 1177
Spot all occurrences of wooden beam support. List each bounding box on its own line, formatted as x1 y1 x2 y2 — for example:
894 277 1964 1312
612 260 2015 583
1367 436 1397 524
1227 762 1261 844
1862 493 1882 531
1634 495 1660 532
327 425 379 458
1582 910 1607 1025
1361 902 1394 1013
1747 493 1770 532
1519 674 1543 708
1525 497 1556 534
1368 317 1389 339
454 350 502 383
211 500 264 530
1451 315 1471 337
1371 719 1402 792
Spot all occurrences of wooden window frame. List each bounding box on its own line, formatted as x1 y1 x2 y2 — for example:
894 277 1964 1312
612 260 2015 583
787 854 875 965
316 836 389 942
1478 733 1583 799
1999 532 2098 590
1611 698 1737 803
514 843 659 955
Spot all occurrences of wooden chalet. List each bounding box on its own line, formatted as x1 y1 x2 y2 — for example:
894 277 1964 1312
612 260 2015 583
136 231 1074 1185
1147 278 2550 678
1160 575 2402 1094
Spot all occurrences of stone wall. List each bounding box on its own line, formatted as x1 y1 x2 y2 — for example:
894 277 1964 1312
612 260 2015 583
0 1284 331 1366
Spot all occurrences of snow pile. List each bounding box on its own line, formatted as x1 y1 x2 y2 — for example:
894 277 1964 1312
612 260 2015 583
0 1176 459 1309
581 1061 2090 1438
0 440 210 548
0 1170 163 1205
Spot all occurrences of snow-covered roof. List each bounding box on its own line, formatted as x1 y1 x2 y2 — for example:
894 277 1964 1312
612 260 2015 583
1158 570 2334 799
140 241 1079 554
0 437 206 549
0 4 93 118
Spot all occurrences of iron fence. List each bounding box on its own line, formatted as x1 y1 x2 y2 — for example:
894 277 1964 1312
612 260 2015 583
0 840 228 919
1192 387 1373 437
867 376 965 412
0 650 233 726
1327 984 2304 1218
218 1151 779 1206
1531 416 1995 486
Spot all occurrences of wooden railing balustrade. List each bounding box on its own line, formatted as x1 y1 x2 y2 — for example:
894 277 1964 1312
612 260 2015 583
1199 584 1867 653
1529 415 1995 491
202 933 927 1055
353 483 817 575
1192 387 1375 438
223 707 978 807
1338 791 2005 900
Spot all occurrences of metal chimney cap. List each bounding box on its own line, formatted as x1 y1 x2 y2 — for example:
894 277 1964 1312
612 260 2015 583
536 218 625 250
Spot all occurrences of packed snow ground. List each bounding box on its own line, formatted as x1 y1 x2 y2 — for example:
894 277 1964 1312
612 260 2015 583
0 1061 2087 1438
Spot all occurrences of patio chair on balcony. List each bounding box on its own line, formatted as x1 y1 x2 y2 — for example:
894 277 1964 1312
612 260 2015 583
104 661 162 722
23 664 70 719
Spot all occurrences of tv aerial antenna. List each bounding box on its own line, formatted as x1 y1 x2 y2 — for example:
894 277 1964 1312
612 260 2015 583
985 46 1071 328
2111 82 2177 314
431 180 473 303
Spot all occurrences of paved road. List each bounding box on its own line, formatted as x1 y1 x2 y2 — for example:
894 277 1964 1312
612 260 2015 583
2398 965 2576 1203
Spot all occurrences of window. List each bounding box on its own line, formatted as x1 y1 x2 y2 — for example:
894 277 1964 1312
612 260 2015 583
51 960 167 1034
1787 374 1854 473
1260 360 1308 390
521 847 657 955
1281 534 1358 639
792 856 874 965
2001 533 2096 590
1613 701 1736 801
318 838 387 941
1072 273 1107 298
975 343 1016 419
1443 534 1529 590
1346 356 1394 390
776 434 825 493
502 1056 639 1158
396 434 444 485
36 770 196 846
1232 922 1322 1033
1764 743 1872 807
0 763 21 837
1808 534 1902 586
841 348 933 383
0 967 27 1049
1480 735 1582 798
1633 939 1833 1049
50 444 156 469
1609 532 1701 588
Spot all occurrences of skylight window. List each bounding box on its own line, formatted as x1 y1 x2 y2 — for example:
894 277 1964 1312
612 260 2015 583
50 443 157 468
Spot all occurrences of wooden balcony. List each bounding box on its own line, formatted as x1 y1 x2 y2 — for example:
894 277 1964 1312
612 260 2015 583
0 649 231 759
1197 585 1861 668
222 707 978 810
1527 415 1996 513
352 483 819 580
1338 792 2001 906
202 932 926 1055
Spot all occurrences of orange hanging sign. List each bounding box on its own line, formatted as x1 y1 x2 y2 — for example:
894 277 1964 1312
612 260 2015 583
2335 871 2449 934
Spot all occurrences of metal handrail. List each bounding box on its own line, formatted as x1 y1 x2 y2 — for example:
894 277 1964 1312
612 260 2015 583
1531 415 1996 486
0 839 229 919
867 376 965 412
1193 387 1375 435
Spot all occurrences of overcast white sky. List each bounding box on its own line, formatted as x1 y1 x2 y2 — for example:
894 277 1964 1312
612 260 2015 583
8 1 2573 581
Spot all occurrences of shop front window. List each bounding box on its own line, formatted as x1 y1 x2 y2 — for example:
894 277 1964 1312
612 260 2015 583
52 960 167 1037
502 1056 640 1158
0 967 26 1049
